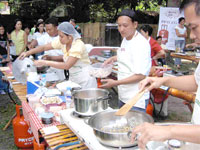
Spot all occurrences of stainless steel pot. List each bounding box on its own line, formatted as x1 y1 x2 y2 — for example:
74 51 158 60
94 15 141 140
72 88 110 116
88 109 154 148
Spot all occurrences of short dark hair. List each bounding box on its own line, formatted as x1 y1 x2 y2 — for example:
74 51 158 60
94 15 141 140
70 19 76 23
117 9 138 22
45 17 58 26
156 36 162 40
180 0 200 15
178 17 185 23
139 24 153 36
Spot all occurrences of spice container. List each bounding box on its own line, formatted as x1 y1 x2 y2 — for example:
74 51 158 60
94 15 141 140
40 112 54 124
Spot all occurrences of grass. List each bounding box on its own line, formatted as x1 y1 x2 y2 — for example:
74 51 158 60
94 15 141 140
0 94 20 150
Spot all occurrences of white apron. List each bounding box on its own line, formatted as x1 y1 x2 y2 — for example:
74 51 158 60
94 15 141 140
63 56 97 89
117 47 149 109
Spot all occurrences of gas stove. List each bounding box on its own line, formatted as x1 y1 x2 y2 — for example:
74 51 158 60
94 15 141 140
60 108 139 150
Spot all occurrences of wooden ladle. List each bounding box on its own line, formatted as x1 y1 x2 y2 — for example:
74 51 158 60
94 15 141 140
115 89 146 116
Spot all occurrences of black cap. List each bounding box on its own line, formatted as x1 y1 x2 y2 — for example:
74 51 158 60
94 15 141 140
118 9 137 22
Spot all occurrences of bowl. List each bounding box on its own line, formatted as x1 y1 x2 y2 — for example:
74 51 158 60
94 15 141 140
89 63 113 78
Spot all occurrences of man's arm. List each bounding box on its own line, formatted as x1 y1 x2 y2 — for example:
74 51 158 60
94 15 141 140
132 123 200 149
19 43 53 59
152 49 165 59
28 39 38 49
100 74 146 88
139 75 198 93
163 75 197 92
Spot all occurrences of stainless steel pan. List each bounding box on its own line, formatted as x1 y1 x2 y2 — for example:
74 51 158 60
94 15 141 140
88 109 154 148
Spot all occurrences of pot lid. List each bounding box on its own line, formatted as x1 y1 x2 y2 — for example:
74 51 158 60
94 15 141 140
12 57 37 84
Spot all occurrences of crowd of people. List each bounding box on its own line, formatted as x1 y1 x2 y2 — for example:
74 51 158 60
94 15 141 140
0 17 83 93
1 0 200 149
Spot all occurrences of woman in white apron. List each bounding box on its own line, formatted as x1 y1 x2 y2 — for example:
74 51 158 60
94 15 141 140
19 22 97 88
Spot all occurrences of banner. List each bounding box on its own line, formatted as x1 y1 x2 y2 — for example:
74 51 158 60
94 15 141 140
157 7 184 50
0 1 10 15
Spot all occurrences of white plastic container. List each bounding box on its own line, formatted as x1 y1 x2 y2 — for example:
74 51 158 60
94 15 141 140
89 63 113 78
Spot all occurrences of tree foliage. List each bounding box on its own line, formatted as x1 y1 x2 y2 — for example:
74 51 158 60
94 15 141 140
7 0 167 23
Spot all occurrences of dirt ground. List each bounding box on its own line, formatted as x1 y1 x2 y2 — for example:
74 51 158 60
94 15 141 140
0 56 196 150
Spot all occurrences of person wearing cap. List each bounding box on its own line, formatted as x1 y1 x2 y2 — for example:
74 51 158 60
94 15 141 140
131 0 200 149
19 22 97 88
101 9 151 112
69 19 82 36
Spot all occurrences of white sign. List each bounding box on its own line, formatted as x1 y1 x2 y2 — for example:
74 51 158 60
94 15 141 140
157 7 184 50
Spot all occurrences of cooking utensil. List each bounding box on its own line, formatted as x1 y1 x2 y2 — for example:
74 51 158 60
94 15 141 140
115 89 146 116
36 66 49 74
72 88 110 116
88 109 153 147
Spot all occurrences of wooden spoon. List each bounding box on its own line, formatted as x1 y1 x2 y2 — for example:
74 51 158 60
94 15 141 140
115 89 146 116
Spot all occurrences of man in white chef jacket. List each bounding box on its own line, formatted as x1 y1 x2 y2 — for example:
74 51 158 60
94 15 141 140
101 9 151 112
131 0 200 149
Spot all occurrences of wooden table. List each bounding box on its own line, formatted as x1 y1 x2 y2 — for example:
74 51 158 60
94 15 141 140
0 66 27 101
40 124 88 150
170 52 200 63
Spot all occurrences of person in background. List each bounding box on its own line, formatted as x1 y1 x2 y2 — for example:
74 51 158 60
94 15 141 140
156 36 167 50
19 22 97 88
32 21 46 59
0 24 10 94
131 0 200 149
156 36 167 66
101 9 151 112
10 19 27 61
140 25 165 66
0 24 10 65
69 19 82 36
174 17 187 69
24 25 33 50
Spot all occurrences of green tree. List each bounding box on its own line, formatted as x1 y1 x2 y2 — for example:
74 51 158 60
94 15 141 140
8 0 167 23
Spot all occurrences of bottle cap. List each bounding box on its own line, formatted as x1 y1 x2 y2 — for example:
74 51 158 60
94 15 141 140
66 87 71 90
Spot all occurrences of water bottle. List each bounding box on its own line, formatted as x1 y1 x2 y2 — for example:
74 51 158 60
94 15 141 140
65 87 72 108
40 74 46 87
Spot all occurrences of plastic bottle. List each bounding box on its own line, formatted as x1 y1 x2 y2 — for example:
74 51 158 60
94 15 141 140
40 74 46 87
65 87 72 108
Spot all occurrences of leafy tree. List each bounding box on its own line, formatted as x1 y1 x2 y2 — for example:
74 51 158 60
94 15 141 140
7 0 167 23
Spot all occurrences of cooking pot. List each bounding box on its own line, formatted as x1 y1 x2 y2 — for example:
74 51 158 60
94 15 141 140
72 88 110 116
88 109 154 148
36 66 49 74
